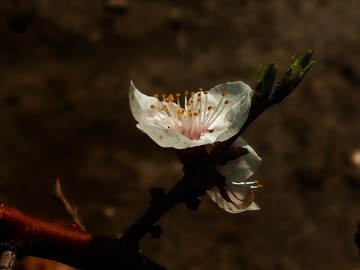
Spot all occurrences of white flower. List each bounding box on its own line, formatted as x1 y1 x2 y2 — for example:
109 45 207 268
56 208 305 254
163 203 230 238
129 81 253 149
207 137 262 213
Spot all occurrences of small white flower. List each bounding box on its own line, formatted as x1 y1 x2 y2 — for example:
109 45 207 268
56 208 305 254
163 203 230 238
129 81 253 149
207 137 262 213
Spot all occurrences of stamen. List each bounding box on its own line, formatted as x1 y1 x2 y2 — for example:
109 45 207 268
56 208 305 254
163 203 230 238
176 93 181 105
148 87 231 140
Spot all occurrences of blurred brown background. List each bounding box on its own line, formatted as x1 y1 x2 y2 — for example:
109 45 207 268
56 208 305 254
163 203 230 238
1 0 360 269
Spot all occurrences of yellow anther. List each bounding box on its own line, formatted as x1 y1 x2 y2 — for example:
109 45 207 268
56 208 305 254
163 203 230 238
150 105 156 109
197 92 202 97
161 94 166 99
184 90 189 95
204 90 209 95
222 92 228 97
168 94 174 102
176 93 181 98
198 87 203 91
254 180 263 188
207 106 213 110
224 100 230 105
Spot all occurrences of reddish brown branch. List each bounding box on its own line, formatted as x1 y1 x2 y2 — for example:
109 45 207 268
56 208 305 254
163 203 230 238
0 204 165 269
0 204 92 268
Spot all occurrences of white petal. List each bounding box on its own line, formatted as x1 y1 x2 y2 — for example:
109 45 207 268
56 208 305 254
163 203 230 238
129 81 158 123
137 123 213 149
217 137 262 183
207 81 253 142
207 187 259 214
207 137 262 213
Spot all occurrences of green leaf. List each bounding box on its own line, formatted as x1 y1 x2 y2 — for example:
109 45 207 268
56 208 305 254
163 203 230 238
255 63 277 99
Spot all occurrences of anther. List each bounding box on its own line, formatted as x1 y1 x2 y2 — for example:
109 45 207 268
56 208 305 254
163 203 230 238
222 92 228 97
168 94 174 102
150 105 156 109
253 180 263 188
224 100 230 105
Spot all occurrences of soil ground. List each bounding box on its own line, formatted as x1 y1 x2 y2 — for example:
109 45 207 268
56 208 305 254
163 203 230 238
1 1 360 270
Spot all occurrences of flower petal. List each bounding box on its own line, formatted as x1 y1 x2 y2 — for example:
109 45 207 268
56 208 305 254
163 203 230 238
206 81 253 143
129 81 253 149
217 137 262 183
207 137 262 213
129 81 158 123
207 187 259 213
137 122 214 149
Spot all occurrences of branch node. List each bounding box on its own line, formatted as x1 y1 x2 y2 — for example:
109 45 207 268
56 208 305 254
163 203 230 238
184 197 202 211
149 225 163 239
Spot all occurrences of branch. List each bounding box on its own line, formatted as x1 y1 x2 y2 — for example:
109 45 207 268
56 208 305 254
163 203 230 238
121 164 209 243
0 204 164 270
0 204 91 268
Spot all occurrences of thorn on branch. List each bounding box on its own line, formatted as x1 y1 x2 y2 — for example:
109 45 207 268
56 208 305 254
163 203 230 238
53 173 86 231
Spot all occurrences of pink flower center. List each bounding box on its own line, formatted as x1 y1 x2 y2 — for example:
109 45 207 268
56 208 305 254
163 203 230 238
151 89 230 140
